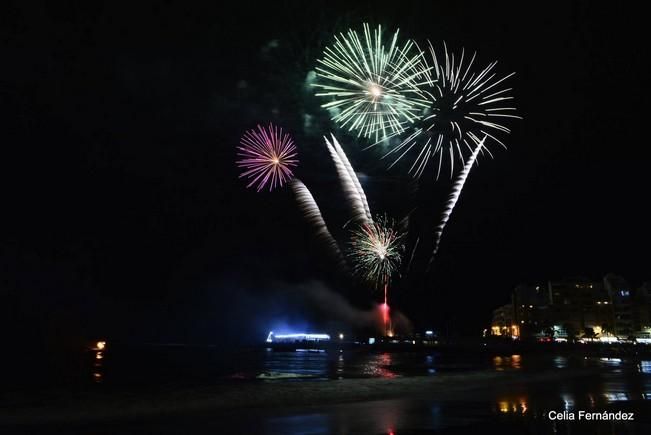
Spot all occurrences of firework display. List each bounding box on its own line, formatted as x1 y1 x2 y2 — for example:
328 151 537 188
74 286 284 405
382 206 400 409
236 123 298 192
325 135 372 225
381 42 520 179
429 134 486 266
348 215 405 288
236 24 520 331
289 178 345 268
313 24 430 142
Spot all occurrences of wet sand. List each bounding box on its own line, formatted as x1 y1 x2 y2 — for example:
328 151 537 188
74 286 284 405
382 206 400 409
0 368 596 427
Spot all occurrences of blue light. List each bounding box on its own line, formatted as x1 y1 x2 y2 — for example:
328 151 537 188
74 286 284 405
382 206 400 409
266 332 331 343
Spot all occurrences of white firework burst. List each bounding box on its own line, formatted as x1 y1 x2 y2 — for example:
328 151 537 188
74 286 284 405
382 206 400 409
380 42 521 179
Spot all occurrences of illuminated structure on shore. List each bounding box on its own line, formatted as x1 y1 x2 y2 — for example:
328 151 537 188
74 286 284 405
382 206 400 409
265 332 331 343
489 275 651 342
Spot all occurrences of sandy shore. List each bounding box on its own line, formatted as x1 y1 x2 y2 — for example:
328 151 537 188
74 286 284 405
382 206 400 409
0 368 598 427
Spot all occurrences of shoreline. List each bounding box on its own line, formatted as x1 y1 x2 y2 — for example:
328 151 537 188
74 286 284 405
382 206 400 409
0 368 598 427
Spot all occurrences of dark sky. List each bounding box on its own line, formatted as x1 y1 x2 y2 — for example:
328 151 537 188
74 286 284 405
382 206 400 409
2 1 649 345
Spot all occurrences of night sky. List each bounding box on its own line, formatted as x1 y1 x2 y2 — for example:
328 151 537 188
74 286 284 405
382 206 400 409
3 1 649 348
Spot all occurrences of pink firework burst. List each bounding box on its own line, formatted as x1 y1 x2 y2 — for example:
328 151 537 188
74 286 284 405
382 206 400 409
236 123 298 192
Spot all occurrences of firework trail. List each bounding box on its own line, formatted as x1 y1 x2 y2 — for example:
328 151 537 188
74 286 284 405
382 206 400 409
325 135 372 225
314 24 430 142
237 123 298 192
428 134 486 268
396 208 419 274
331 135 372 221
381 42 520 179
406 236 420 274
348 215 405 289
289 178 345 268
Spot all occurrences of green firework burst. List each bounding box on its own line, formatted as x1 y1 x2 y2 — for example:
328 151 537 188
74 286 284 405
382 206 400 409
313 24 430 142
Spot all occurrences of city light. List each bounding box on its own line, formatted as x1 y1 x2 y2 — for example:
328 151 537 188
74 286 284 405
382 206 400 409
492 277 649 342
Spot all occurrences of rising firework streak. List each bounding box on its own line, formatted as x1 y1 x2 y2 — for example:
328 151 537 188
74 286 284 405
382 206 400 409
325 135 372 225
429 134 486 268
289 178 345 268
331 135 372 222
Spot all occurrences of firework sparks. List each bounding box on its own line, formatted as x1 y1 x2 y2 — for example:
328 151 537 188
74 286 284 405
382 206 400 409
429 134 486 268
236 123 298 192
381 42 521 179
349 215 404 288
325 135 372 225
313 24 430 142
289 178 345 268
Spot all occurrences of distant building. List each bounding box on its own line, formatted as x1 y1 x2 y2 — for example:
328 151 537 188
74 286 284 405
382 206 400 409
634 283 651 335
546 278 612 338
512 284 550 338
604 274 634 336
491 304 519 338
489 274 651 341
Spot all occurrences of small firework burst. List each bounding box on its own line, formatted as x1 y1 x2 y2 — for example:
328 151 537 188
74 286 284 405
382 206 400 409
349 215 404 288
236 123 298 192
381 42 521 179
313 23 430 142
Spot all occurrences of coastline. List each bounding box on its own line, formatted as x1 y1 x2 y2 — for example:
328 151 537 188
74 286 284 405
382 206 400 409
0 368 597 427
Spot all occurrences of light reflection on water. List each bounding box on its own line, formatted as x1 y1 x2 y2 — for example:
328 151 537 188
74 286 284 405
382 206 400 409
361 353 398 379
261 349 330 379
69 348 651 434
92 350 104 383
255 350 651 385
492 354 521 371
258 351 444 380
258 391 648 435
256 351 651 433
561 393 575 410
553 355 568 369
336 353 344 379
265 413 330 435
496 397 528 414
